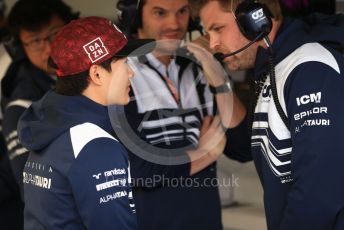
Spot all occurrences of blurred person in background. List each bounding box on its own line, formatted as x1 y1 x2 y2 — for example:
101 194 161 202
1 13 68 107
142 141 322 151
1 0 79 198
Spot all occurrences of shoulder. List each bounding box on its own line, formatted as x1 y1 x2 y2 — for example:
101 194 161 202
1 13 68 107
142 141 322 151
277 43 341 81
275 42 343 98
69 122 120 159
67 123 129 181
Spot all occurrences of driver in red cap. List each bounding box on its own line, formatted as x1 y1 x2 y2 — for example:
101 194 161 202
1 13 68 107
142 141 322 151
17 16 155 230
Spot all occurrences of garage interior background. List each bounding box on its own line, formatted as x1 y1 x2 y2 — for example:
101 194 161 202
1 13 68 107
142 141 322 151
2 0 344 19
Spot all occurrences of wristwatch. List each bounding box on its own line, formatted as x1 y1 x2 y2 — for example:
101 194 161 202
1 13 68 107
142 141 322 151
209 81 232 94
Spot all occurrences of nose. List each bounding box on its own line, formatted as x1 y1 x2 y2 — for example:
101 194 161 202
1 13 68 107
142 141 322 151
43 41 52 55
127 64 134 78
166 15 180 30
209 34 220 51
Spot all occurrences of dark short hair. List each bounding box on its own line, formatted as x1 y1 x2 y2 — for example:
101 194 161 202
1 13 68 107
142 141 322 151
51 56 119 96
55 71 90 96
8 0 79 44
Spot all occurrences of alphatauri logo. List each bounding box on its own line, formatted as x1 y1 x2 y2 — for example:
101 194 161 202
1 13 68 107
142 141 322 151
251 8 264 20
296 92 322 106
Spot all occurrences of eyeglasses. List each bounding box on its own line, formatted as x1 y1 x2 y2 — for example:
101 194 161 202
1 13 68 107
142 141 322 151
22 30 59 52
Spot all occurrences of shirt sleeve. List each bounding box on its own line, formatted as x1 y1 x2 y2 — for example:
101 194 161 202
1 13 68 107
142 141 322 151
67 138 137 230
278 59 344 230
224 114 252 162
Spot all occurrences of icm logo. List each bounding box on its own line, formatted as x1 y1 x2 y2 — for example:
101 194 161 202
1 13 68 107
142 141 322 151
262 85 272 98
251 8 264 20
296 92 322 106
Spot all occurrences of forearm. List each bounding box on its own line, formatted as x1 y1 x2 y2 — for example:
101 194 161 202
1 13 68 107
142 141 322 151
186 41 246 128
215 91 247 128
224 114 252 162
188 116 226 175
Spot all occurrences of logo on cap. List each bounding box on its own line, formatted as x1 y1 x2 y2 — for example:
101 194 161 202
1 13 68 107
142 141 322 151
83 37 109 63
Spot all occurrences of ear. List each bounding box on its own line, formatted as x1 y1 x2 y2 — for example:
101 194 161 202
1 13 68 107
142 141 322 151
88 65 103 86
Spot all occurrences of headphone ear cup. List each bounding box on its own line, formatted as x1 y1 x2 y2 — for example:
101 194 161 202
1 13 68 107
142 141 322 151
235 1 272 41
187 16 203 34
132 1 143 32
116 0 141 37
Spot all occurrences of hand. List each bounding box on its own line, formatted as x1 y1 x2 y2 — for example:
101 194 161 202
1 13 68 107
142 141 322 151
198 116 226 160
187 116 227 175
187 41 227 87
191 34 213 53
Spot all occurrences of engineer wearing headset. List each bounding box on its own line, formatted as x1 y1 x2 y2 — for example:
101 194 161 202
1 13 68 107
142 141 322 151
115 0 251 229
188 0 344 229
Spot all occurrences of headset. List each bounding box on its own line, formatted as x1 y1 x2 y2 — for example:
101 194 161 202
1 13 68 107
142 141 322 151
116 0 141 37
235 0 272 41
213 0 289 129
214 0 272 61
116 0 203 38
0 0 5 18
0 0 8 42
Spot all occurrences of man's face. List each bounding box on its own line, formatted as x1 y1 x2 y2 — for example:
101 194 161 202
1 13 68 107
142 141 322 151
105 58 134 105
200 1 259 71
138 0 190 54
19 15 65 74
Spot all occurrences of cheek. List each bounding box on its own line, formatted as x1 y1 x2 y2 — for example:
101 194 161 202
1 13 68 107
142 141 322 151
26 52 47 70
24 49 36 63
108 82 121 105
112 70 129 91
223 24 245 44
219 34 232 51
179 15 190 28
142 18 160 34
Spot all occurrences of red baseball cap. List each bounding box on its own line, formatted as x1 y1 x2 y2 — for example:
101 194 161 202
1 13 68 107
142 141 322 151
50 16 155 77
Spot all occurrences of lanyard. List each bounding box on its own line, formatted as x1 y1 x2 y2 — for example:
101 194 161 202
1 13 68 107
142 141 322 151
138 55 180 104
138 54 209 117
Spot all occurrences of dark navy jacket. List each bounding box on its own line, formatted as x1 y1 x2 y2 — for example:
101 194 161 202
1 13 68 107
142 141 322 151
18 91 137 230
251 14 344 230
2 59 55 194
0 59 52 230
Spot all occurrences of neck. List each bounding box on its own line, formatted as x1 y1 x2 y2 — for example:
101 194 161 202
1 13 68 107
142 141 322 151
82 88 107 106
152 50 173 67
